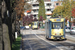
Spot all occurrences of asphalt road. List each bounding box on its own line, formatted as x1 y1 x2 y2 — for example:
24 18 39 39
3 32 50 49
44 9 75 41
66 32 75 37
21 29 75 50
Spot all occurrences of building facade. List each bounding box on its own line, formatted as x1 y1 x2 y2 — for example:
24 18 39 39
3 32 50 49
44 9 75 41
24 0 61 19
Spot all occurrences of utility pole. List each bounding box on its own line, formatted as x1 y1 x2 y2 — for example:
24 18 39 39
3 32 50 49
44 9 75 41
69 0 72 27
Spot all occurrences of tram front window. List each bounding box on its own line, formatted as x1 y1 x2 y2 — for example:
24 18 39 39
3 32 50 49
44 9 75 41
52 22 63 29
34 23 37 25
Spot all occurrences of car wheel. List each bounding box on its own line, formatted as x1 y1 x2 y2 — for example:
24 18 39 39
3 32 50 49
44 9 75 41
70 33 72 35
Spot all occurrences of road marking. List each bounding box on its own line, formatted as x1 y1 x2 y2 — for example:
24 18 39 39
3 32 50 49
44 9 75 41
33 30 70 50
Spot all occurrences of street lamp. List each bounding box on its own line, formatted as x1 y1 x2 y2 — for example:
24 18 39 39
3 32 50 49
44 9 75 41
69 0 72 27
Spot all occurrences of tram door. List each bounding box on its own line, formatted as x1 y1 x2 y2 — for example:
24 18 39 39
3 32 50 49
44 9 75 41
49 21 51 39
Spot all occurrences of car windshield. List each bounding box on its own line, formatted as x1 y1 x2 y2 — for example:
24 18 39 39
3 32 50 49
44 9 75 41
52 22 63 29
66 27 70 29
72 27 75 30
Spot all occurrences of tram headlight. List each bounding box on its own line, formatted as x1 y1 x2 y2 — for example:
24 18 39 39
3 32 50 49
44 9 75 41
55 33 56 35
60 33 61 35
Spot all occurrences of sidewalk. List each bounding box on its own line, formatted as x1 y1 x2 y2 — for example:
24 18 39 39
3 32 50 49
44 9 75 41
20 30 23 50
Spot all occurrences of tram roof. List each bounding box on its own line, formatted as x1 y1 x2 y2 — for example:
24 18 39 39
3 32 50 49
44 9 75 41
45 18 65 22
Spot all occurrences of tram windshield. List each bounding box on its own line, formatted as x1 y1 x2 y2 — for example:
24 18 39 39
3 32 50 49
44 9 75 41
34 23 37 25
52 22 63 29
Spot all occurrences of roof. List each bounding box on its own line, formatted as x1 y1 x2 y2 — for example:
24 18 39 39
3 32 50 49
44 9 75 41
26 10 31 13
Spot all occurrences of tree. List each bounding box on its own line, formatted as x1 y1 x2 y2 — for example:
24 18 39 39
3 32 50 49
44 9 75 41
33 18 38 21
23 14 33 26
72 8 75 18
24 3 32 12
39 16 43 21
52 0 75 20
0 0 31 50
0 0 14 50
52 6 63 17
38 0 46 20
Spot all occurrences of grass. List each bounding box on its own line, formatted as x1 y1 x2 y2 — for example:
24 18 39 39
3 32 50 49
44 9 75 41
12 35 22 50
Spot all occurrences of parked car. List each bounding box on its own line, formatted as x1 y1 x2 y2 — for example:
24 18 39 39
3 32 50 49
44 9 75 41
65 26 70 33
20 26 25 29
70 26 75 35
25 26 29 29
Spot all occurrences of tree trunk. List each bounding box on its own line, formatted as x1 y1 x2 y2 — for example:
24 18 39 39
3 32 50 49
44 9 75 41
0 7 3 50
2 23 11 50
11 12 16 42
2 0 11 50
15 16 20 36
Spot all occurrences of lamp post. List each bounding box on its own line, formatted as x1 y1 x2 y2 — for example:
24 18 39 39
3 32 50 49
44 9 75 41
69 0 72 27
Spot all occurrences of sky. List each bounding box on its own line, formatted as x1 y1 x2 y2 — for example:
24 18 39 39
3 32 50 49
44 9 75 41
51 0 58 1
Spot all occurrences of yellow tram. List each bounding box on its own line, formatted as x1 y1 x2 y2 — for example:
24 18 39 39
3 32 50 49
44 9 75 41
32 21 39 29
45 18 65 40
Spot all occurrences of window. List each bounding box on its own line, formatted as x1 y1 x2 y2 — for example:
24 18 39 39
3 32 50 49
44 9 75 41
33 4 39 7
27 12 31 14
66 27 70 29
34 15 36 17
33 4 36 7
47 15 51 16
52 22 63 29
51 11 53 13
47 9 51 11
72 27 75 30
56 3 59 5
33 10 36 12
47 3 51 6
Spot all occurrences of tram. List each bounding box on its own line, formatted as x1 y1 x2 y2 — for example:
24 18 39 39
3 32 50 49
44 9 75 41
32 21 39 29
45 18 65 40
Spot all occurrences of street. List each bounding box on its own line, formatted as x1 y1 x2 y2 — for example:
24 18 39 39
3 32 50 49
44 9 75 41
21 29 75 50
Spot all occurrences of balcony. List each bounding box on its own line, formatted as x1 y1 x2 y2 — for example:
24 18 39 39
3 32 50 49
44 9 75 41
45 11 52 14
32 7 39 9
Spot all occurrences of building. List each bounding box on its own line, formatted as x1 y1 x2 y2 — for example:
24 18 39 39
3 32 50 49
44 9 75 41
44 1 54 19
24 0 61 19
54 1 62 8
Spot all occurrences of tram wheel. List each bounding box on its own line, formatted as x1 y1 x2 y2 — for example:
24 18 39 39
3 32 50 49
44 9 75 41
45 34 48 39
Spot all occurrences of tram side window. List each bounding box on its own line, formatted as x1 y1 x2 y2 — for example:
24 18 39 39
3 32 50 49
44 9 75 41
47 22 48 29
52 22 63 29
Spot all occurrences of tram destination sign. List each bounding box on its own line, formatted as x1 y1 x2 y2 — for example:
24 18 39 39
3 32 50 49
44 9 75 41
56 19 61 21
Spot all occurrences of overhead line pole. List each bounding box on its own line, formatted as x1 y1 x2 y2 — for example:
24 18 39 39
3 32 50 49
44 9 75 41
69 0 72 27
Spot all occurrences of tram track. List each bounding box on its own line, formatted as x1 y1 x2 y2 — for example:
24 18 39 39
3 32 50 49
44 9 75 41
23 29 55 50
22 29 75 50
33 30 71 50
34 29 75 50
22 30 33 50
